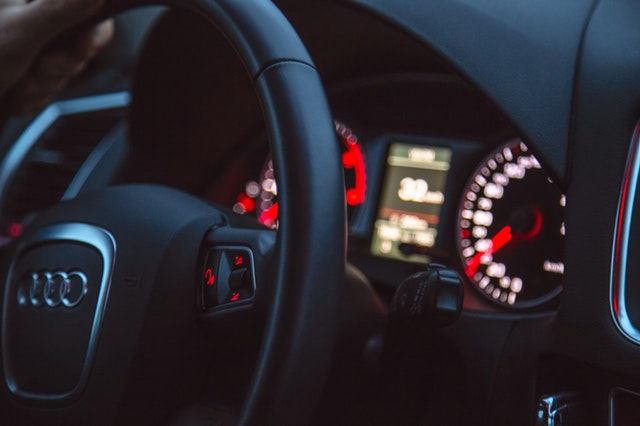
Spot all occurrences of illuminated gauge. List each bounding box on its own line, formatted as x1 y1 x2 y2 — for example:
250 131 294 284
233 121 366 228
456 140 565 308
335 121 366 208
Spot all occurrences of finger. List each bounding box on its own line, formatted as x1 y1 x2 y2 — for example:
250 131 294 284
12 72 68 100
0 0 105 96
9 78 63 115
73 18 114 60
9 0 106 44
34 49 87 81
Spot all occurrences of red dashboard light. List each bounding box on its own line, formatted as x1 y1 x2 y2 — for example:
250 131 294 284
346 188 362 205
521 208 543 240
204 268 215 286
342 151 357 168
241 122 366 226
8 223 22 238
237 193 256 213
342 142 366 206
259 202 279 226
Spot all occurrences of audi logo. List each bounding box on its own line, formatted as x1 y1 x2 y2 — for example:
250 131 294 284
17 270 88 308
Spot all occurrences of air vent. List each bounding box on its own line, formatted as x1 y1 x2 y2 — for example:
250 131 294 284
0 92 130 244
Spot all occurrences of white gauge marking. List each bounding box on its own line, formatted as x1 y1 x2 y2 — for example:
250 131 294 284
484 183 504 199
493 173 509 186
510 277 523 293
473 210 493 227
478 197 493 211
486 262 506 278
504 163 525 179
479 276 491 289
499 276 511 289
472 226 487 239
475 239 492 253
503 147 513 161
462 247 475 258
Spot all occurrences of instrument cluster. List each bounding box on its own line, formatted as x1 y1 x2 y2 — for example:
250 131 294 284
230 123 565 311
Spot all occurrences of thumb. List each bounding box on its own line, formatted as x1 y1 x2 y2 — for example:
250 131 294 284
0 0 106 99
9 0 105 45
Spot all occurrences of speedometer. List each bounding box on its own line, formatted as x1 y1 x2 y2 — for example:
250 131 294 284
457 141 565 308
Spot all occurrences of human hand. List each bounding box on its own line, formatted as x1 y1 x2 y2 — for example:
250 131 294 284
0 0 114 115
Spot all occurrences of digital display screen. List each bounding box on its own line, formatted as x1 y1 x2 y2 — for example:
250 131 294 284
371 143 452 263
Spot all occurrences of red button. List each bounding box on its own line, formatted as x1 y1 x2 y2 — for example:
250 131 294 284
204 268 215 286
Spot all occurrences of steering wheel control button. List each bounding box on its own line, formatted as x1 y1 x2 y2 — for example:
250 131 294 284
229 250 247 268
44 271 66 307
200 246 256 309
60 271 88 308
229 268 248 290
202 250 220 288
202 250 221 309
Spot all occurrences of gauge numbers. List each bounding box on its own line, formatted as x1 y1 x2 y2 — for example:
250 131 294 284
457 141 565 308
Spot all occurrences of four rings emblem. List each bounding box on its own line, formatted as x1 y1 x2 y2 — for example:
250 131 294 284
17 270 88 308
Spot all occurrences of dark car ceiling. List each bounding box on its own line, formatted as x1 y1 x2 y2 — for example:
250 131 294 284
345 0 599 185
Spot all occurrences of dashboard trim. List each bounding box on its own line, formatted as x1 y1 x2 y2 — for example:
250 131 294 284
611 123 640 344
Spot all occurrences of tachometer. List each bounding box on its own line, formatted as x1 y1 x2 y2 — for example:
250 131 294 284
457 141 565 308
233 121 366 228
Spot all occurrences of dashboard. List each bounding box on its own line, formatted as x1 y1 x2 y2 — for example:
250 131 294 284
119 5 557 315
224 118 565 311
124 6 565 314
1 0 640 425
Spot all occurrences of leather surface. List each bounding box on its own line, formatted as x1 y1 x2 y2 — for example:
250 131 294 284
345 0 598 183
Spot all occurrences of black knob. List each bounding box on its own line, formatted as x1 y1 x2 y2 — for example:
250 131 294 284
390 264 464 327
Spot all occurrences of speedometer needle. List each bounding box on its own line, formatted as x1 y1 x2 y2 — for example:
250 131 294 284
466 225 513 275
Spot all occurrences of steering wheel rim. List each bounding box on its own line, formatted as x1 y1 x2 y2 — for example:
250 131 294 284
106 1 346 423
1 1 346 425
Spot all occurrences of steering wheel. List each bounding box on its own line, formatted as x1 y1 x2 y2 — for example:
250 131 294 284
0 1 345 424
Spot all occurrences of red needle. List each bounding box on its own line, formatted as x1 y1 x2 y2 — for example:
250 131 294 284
466 225 513 276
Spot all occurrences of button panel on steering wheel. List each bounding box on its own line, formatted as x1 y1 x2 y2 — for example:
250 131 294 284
201 246 255 310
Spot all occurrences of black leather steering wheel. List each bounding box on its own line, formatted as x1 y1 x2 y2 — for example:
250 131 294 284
0 1 345 424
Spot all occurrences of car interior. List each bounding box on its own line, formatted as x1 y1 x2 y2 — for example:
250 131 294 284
0 0 639 425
